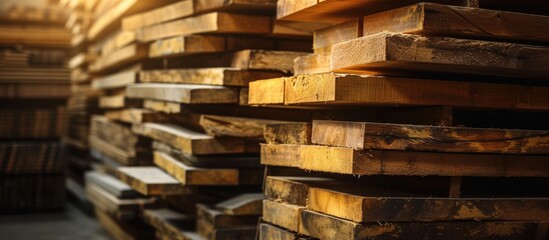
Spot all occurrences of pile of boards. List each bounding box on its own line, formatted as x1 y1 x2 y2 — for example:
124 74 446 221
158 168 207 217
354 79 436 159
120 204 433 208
0 4 70 212
60 0 312 239
248 1 549 239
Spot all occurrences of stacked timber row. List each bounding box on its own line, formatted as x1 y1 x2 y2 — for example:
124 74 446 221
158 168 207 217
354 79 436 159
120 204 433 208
249 1 549 239
0 4 70 212
59 0 101 212
73 0 311 239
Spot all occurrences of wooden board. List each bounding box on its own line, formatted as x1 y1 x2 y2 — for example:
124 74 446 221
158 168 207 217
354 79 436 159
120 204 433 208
261 144 549 177
299 209 548 240
276 0 471 24
132 122 246 155
248 73 549 110
164 50 305 73
126 83 238 104
0 26 70 47
313 18 362 49
140 68 284 87
89 135 152 166
92 65 140 89
362 3 549 44
199 115 286 139
264 176 332 206
152 141 259 168
105 108 171 124
141 208 198 240
122 1 194 31
153 151 239 186
115 167 187 196
293 52 330 75
311 120 549 154
101 31 137 58
215 193 263 215
85 181 155 220
262 200 304 232
263 123 312 144
330 32 549 80
136 12 271 42
307 184 549 222
259 223 304 240
95 209 155 240
87 0 177 41
196 204 258 240
85 171 140 199
99 93 143 109
89 44 148 74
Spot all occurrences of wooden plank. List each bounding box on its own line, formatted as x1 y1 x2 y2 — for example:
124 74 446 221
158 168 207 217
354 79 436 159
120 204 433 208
122 1 194 31
362 3 549 44
259 223 304 240
132 122 246 155
105 108 171 124
137 12 271 43
85 181 154 220
296 145 549 177
92 65 140 89
152 141 260 168
0 26 70 48
89 44 148 74
101 31 137 58
308 184 549 222
196 204 258 239
199 115 286 139
262 200 304 232
248 78 285 104
140 68 284 87
311 120 549 154
87 0 176 41
299 209 548 240
276 0 471 24
85 171 140 199
330 32 549 80
153 151 239 186
215 193 263 215
95 209 155 240
141 208 198 240
260 144 302 168
263 123 311 144
115 166 187 196
270 73 549 110
89 135 151 166
165 50 305 73
264 176 332 206
99 93 143 109
126 83 238 104
293 52 330 75
193 0 276 14
313 18 362 49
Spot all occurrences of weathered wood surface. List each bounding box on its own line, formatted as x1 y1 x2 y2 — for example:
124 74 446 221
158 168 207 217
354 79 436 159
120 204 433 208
264 176 332 206
215 193 263 215
259 223 307 240
331 32 549 80
261 144 549 177
153 151 239 186
262 200 304 232
136 12 271 42
257 73 549 110
140 68 284 87
115 167 188 196
299 209 549 240
311 120 549 154
263 123 312 144
126 83 238 104
362 3 549 44
196 204 258 240
132 122 246 155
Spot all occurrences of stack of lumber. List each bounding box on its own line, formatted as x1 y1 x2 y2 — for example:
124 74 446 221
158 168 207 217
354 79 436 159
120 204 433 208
247 1 549 239
58 0 100 213
69 0 311 239
0 3 70 212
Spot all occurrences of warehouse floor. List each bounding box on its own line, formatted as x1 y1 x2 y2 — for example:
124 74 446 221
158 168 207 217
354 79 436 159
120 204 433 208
0 204 111 240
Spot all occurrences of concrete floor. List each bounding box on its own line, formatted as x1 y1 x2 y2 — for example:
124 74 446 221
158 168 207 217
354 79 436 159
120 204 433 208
0 204 112 240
